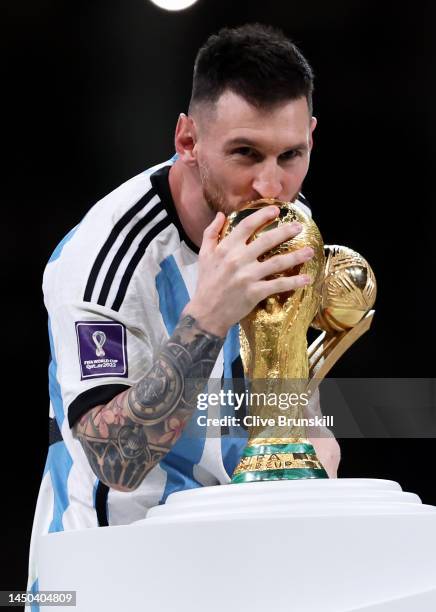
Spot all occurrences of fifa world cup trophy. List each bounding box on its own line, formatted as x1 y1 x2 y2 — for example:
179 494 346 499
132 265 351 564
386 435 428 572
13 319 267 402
220 199 377 483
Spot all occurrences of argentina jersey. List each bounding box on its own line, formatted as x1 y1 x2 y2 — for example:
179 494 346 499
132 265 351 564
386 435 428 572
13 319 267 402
27 156 312 606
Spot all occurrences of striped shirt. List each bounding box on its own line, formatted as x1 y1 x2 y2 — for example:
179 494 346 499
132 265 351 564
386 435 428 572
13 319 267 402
27 156 312 602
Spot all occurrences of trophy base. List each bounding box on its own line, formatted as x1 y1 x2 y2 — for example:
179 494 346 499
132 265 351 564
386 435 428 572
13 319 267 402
231 440 328 482
232 467 328 482
37 479 436 611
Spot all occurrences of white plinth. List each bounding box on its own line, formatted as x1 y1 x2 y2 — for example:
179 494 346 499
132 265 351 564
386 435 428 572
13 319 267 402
37 479 436 611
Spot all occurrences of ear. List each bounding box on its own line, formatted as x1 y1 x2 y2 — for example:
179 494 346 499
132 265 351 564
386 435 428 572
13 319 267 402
174 113 198 167
309 116 317 151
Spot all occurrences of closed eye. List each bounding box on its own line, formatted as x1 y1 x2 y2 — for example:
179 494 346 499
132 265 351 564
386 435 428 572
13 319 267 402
279 149 303 161
231 147 304 161
232 146 260 159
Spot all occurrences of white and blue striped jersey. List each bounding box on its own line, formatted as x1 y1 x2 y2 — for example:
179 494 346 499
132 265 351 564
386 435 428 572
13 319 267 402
27 156 312 602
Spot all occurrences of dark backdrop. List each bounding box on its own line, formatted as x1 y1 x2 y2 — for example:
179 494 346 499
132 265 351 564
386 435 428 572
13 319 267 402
4 0 435 591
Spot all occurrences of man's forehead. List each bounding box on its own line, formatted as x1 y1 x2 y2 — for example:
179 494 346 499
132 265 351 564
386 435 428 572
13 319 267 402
206 91 311 146
214 89 308 115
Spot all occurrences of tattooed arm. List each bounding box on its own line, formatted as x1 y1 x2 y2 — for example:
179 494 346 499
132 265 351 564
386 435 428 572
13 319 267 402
73 206 315 492
73 315 224 492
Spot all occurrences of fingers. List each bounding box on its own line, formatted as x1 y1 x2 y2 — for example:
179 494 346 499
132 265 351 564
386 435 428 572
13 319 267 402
201 212 226 254
247 220 304 259
254 273 312 302
222 205 306 264
254 246 314 279
228 205 280 244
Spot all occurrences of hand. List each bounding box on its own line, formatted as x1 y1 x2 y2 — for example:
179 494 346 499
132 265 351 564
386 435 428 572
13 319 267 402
305 389 341 478
183 206 314 337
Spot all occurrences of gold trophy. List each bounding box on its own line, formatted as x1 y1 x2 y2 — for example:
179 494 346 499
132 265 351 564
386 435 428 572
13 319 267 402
220 199 377 483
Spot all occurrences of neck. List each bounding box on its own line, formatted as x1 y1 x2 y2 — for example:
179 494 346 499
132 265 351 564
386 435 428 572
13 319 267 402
168 160 215 248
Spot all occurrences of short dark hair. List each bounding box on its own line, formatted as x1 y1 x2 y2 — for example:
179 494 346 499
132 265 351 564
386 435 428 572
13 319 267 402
189 23 314 115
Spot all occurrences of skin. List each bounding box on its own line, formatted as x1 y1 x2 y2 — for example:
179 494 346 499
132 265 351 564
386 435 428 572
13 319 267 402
74 90 340 490
169 91 317 247
75 316 224 491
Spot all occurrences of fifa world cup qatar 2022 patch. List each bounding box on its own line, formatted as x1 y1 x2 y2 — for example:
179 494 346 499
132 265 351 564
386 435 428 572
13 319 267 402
75 321 128 380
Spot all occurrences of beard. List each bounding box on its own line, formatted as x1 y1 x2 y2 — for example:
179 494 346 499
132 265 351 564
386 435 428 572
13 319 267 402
198 160 235 216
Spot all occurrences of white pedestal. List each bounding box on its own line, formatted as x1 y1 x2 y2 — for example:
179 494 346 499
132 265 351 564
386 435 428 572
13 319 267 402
37 479 436 611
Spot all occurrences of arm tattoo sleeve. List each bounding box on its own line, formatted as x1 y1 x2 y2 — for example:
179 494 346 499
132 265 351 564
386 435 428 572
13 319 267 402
73 316 224 492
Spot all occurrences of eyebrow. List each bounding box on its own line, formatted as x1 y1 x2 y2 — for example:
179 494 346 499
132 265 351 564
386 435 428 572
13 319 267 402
225 137 308 151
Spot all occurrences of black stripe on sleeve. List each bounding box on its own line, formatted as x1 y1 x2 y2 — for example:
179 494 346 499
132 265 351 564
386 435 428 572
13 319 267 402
220 373 229 436
111 217 171 312
83 189 157 302
49 417 63 446
221 353 248 436
97 202 165 306
231 355 248 430
68 383 131 429
95 481 109 527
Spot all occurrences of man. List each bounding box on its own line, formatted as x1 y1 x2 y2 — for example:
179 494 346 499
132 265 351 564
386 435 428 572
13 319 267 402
27 23 340 596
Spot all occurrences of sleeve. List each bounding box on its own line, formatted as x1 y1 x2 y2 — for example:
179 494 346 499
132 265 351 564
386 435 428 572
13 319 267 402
43 170 165 429
48 300 154 429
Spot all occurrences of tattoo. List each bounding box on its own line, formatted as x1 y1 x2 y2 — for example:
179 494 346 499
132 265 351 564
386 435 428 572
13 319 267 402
74 316 224 492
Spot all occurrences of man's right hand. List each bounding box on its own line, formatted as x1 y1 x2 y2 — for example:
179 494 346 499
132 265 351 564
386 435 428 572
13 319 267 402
184 205 314 337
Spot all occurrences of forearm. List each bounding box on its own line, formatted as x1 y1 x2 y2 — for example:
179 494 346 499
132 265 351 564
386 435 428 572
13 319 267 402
73 315 224 492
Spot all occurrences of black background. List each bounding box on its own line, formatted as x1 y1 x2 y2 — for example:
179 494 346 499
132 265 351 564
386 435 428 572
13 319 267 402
4 0 435 591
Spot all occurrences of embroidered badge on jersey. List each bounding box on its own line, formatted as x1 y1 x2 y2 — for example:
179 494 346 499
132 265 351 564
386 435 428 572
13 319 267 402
75 321 128 380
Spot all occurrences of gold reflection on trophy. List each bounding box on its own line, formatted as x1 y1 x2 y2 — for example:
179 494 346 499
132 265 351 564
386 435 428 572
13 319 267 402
220 199 377 483
308 245 377 394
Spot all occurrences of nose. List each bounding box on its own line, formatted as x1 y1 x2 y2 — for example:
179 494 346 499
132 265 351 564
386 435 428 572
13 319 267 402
252 161 283 199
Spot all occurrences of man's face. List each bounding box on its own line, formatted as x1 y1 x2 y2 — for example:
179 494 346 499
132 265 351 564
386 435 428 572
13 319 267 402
192 90 316 215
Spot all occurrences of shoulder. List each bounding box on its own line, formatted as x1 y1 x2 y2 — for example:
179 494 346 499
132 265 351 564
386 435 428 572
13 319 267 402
43 160 176 312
